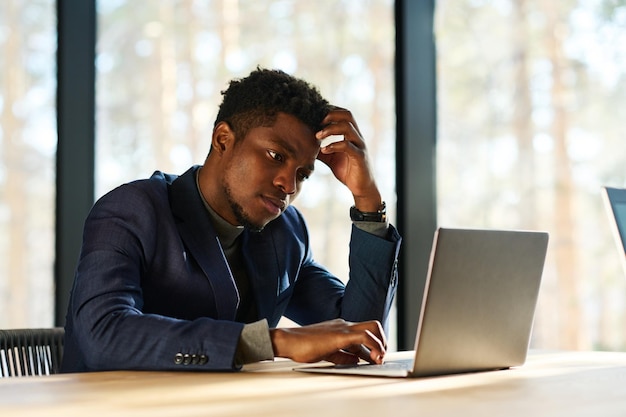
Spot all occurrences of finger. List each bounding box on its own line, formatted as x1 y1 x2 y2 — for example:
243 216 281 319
322 107 362 135
319 134 345 148
362 330 386 364
356 344 376 364
371 321 388 350
341 328 386 364
354 321 387 360
318 137 361 157
340 342 383 365
351 320 387 345
316 121 364 149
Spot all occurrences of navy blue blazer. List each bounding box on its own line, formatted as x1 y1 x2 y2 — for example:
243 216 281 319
62 166 401 372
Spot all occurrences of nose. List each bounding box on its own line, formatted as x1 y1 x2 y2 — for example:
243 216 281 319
273 169 297 195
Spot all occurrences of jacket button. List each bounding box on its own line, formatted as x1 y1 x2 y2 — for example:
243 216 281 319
183 353 192 365
199 354 208 365
174 353 184 365
191 354 199 365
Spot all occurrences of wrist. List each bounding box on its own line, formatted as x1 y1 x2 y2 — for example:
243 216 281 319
269 328 286 358
352 191 383 213
350 201 387 223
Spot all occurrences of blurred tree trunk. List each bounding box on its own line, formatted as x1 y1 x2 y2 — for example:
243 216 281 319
219 0 240 68
511 0 536 229
1 1 27 325
156 2 177 171
544 1 584 349
184 0 201 159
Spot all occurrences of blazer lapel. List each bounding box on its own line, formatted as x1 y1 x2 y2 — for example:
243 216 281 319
168 166 239 320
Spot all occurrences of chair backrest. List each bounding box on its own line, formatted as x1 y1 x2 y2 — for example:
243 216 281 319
0 328 65 377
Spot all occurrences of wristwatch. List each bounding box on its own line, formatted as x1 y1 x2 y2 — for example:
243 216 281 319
350 201 387 222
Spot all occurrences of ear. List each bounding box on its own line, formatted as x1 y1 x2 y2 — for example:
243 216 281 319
211 121 236 155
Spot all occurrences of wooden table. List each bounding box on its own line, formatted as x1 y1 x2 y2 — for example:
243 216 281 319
1 350 625 417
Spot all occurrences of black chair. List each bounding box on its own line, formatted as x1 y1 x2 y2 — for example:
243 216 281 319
0 327 64 377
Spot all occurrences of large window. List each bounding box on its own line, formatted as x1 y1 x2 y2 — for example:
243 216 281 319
96 1 396 335
0 1 56 328
437 0 626 350
16 1 625 353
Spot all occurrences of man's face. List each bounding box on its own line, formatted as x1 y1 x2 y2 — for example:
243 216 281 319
220 112 319 231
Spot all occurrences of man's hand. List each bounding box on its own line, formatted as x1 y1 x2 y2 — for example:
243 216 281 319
316 107 383 213
269 319 387 365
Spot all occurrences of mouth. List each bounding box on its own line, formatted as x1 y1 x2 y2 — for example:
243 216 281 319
261 195 287 216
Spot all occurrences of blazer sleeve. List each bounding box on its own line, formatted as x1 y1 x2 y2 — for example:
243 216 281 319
342 224 401 326
62 180 244 373
284 213 401 330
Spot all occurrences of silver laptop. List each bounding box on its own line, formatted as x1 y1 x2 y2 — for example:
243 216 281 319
602 186 626 275
296 227 549 378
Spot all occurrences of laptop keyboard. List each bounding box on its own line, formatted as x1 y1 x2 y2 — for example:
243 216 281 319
335 357 413 371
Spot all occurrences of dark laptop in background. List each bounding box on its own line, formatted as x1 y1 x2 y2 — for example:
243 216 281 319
296 227 549 378
602 186 626 275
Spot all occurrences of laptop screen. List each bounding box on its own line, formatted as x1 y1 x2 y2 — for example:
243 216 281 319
603 187 626 254
613 201 626 251
603 187 626 277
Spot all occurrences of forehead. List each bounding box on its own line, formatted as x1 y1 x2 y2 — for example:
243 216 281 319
249 112 319 161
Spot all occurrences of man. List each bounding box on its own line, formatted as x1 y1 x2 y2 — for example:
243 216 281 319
61 68 402 372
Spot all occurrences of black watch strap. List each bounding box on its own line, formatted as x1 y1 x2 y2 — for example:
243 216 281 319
350 201 387 222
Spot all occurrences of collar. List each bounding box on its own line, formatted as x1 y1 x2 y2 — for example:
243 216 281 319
195 167 244 250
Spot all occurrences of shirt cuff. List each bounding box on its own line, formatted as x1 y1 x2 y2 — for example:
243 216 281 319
234 319 274 366
353 217 389 239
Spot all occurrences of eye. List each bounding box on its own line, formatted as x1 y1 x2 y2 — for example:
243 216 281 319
267 150 284 162
297 170 311 182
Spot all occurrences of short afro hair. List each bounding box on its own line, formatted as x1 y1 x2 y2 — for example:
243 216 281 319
214 67 330 141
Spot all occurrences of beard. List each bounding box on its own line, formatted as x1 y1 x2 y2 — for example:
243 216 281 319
223 182 265 233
